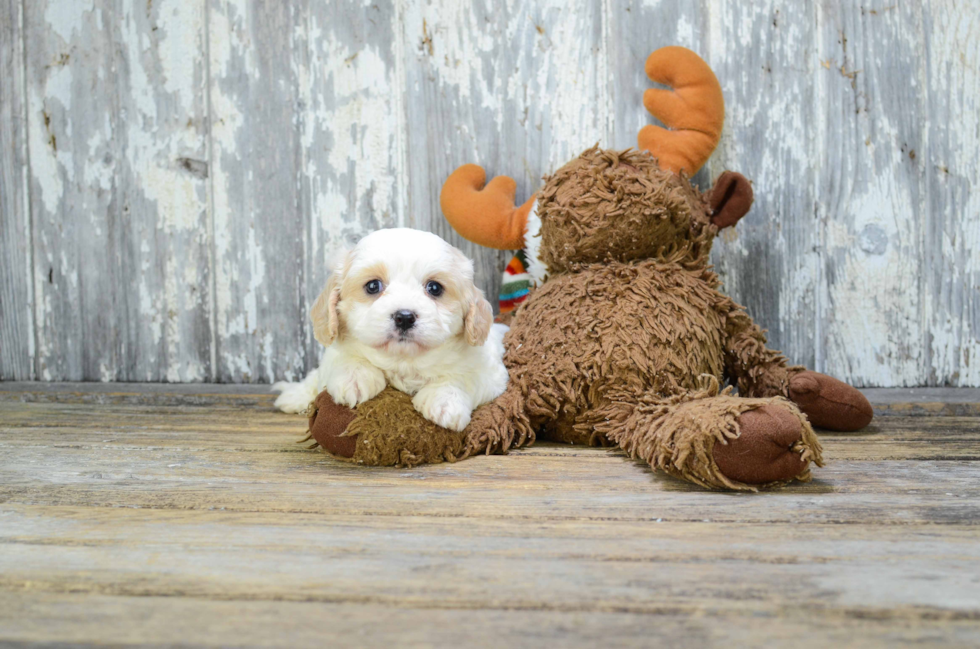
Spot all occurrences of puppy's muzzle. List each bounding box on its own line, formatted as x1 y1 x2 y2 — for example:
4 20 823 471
392 310 417 332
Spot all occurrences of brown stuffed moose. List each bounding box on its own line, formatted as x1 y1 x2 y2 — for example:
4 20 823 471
302 46 873 490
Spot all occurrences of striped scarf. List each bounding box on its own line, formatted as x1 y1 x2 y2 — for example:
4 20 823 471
498 250 533 315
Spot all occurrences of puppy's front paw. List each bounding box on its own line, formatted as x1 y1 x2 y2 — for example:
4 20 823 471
413 385 473 432
326 364 386 407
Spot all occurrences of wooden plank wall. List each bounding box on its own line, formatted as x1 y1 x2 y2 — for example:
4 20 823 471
0 0 977 387
0 0 33 380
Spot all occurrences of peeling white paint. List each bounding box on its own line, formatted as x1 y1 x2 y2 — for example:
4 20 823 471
44 0 94 42
5 0 978 386
157 3 201 99
208 3 247 347
319 45 396 220
824 172 922 385
922 1 980 386
28 56 73 216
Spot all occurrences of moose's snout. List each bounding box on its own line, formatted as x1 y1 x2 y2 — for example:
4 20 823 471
393 310 417 332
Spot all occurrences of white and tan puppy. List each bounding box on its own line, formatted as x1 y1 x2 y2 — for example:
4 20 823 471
273 228 508 431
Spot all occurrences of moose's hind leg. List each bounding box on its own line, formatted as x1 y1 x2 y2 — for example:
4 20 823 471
593 385 824 490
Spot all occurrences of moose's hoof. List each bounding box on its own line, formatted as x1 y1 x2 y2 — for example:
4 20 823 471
308 390 358 458
789 371 873 431
713 405 808 485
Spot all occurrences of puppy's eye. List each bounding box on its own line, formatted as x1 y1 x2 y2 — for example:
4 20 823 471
425 280 444 298
364 280 383 295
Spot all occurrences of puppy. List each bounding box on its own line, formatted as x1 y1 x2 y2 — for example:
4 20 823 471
273 228 508 431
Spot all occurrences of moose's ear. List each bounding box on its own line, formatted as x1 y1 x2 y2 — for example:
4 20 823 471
709 171 753 228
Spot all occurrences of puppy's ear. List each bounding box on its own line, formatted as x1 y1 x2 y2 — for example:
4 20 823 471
311 276 342 346
312 249 350 347
464 293 494 346
448 245 493 346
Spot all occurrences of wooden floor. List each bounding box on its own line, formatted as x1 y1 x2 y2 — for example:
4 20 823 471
1 383 978 648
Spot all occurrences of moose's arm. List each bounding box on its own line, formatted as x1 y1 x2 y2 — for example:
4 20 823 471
722 307 873 431
722 308 800 399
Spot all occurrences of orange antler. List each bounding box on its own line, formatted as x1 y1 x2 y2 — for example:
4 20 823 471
638 46 724 175
439 164 535 250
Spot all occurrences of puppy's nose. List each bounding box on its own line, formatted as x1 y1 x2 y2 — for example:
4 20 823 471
392 310 417 331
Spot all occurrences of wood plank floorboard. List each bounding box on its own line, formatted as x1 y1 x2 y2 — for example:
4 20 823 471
0 383 978 647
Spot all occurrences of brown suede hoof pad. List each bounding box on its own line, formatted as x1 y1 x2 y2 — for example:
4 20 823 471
789 371 873 431
713 405 807 485
308 390 358 458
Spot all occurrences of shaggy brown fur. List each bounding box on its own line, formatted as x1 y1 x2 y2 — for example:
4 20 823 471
465 146 825 490
538 149 712 274
305 387 465 467
299 145 874 491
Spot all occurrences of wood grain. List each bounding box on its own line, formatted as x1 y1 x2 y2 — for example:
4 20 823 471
21 0 213 382
2 403 980 526
3 401 980 461
399 0 608 309
705 0 821 372
1 507 979 613
922 3 980 386
0 383 979 647
1 0 978 386
815 2 925 386
206 0 308 383
0 0 33 380
4 592 978 649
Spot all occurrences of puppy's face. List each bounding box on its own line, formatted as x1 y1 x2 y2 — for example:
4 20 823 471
311 229 492 356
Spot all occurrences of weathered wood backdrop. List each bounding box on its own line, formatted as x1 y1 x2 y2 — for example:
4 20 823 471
1 0 977 386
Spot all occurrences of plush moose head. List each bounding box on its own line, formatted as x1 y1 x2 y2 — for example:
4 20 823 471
440 46 755 276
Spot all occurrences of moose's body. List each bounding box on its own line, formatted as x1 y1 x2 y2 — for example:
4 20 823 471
504 260 729 444
456 144 871 489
